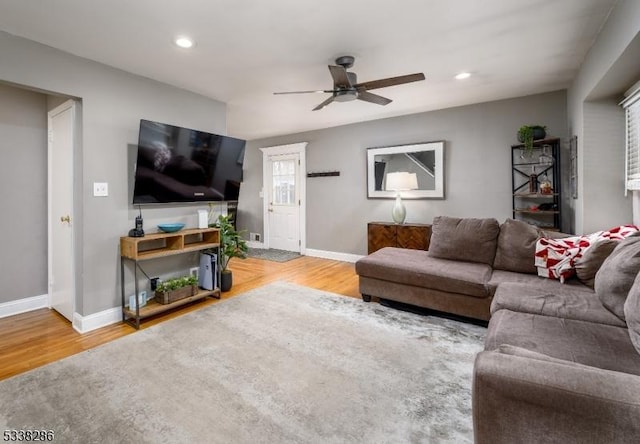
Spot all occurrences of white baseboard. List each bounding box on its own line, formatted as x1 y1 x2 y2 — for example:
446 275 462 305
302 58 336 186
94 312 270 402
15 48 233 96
305 248 364 263
0 294 48 319
1 295 122 334
72 307 121 334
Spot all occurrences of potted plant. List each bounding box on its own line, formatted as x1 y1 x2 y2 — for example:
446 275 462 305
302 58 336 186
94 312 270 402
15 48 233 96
517 125 547 157
214 214 248 291
155 275 198 304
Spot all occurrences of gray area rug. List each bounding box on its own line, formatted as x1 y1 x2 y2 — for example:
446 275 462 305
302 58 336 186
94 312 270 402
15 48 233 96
0 282 485 443
247 248 302 262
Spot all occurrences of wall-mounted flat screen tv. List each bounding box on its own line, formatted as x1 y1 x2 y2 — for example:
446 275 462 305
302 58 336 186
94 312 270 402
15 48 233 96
132 119 246 204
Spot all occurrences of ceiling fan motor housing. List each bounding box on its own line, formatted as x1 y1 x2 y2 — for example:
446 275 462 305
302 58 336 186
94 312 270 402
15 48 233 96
335 55 355 69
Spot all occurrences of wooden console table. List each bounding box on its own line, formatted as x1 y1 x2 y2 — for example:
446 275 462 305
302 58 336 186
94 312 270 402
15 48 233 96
120 227 221 329
367 222 432 254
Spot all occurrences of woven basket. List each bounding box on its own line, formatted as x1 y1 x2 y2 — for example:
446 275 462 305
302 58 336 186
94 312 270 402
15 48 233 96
155 284 197 305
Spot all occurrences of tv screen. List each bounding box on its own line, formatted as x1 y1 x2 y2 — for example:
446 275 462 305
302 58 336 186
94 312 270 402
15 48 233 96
132 119 245 204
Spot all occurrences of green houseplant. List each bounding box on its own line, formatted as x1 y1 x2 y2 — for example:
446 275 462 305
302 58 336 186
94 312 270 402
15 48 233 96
214 214 248 291
517 125 547 157
155 275 198 304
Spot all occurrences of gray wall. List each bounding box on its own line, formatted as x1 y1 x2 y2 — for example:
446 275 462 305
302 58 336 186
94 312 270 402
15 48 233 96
567 0 640 234
0 83 47 303
0 31 227 316
583 99 627 231
240 91 568 256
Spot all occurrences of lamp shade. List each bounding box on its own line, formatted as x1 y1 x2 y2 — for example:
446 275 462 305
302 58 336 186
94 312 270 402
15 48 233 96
385 172 418 191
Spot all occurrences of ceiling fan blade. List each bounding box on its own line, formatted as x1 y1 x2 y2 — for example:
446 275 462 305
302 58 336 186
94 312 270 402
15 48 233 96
313 95 336 111
328 65 352 87
357 91 392 106
273 90 335 95
355 73 425 91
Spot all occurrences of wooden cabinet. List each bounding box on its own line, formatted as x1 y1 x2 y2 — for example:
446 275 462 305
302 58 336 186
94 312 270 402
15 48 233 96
367 222 431 254
511 138 562 231
120 228 221 329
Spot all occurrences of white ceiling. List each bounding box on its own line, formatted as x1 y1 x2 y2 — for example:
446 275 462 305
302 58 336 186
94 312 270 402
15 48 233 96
0 0 616 140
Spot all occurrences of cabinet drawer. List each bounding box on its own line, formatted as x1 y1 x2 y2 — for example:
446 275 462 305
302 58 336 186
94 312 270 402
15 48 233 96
368 223 397 254
397 225 431 251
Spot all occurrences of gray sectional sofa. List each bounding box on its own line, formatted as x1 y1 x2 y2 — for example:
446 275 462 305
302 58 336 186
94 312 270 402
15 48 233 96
474 232 640 443
355 216 572 321
356 216 640 442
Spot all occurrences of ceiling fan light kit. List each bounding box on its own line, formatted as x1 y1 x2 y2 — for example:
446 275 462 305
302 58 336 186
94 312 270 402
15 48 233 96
333 90 357 102
274 56 425 111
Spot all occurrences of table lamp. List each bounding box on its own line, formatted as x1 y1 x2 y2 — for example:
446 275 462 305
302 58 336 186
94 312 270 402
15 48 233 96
385 171 418 224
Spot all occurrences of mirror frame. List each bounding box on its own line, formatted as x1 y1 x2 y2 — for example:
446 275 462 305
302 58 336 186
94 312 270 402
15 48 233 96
366 141 445 199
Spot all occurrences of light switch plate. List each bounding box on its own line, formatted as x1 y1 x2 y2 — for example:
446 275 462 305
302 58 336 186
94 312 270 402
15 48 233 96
93 182 108 197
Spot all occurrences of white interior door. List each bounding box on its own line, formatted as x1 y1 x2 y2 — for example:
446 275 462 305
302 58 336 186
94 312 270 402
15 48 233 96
267 153 300 252
48 100 76 321
261 143 307 253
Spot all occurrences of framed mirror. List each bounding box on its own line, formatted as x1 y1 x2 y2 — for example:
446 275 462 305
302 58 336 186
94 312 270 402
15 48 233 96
367 141 445 199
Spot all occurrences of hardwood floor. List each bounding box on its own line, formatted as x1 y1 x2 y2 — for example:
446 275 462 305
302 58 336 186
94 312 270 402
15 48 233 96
0 255 360 381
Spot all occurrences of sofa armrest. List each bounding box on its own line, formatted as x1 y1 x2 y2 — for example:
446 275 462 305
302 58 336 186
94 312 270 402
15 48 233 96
473 351 640 444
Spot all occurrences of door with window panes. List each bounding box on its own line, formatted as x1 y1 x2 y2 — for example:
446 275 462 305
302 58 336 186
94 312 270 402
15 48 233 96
267 153 300 251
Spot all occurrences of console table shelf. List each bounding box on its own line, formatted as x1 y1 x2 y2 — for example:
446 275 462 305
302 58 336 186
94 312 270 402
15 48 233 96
120 228 220 260
120 227 221 329
121 289 219 319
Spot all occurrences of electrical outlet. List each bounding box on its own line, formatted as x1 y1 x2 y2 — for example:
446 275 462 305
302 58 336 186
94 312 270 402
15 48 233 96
250 232 261 242
93 182 108 197
189 267 199 279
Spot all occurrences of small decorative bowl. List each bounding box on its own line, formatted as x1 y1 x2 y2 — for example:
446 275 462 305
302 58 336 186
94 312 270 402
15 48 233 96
157 223 185 233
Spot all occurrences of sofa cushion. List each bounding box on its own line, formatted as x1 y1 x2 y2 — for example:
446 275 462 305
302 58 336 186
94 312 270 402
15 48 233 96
492 219 539 274
624 272 640 356
487 269 582 296
575 239 618 288
355 247 492 298
595 235 640 321
491 282 626 327
428 216 500 265
496 344 594 369
485 309 640 376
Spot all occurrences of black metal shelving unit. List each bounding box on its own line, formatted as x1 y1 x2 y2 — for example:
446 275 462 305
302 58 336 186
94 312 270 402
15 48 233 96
511 137 561 231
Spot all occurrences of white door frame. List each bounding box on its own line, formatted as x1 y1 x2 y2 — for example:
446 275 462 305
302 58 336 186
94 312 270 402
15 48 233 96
260 142 307 253
47 99 76 319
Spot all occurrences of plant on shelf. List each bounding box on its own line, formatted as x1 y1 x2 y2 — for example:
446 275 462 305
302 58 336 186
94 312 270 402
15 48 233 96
213 214 248 291
156 275 197 293
155 275 198 304
517 125 547 157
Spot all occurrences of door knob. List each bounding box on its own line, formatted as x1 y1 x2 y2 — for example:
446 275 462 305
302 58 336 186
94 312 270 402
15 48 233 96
60 215 71 224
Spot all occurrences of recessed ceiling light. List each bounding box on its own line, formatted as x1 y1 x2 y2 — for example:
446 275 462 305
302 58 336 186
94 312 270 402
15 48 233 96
455 72 471 80
174 36 194 49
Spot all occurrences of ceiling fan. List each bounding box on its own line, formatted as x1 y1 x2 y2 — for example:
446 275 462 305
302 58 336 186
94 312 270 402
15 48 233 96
274 56 425 111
